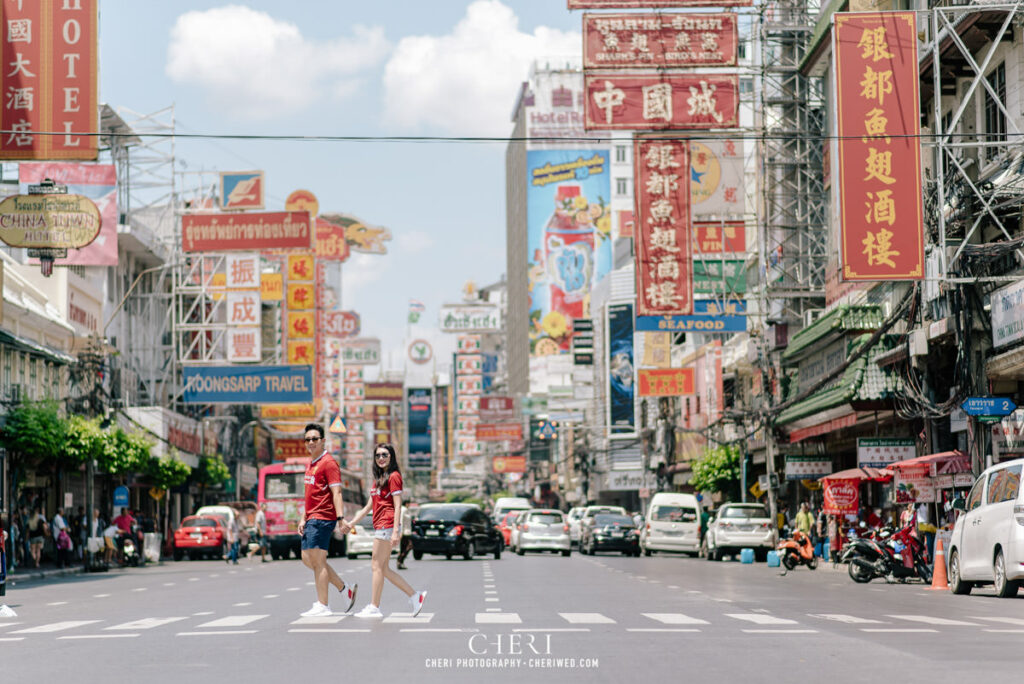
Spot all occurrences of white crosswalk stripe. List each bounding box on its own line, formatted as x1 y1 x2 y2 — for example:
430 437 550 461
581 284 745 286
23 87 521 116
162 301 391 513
559 613 616 624
12 620 101 634
726 614 798 625
196 615 269 628
808 614 885 624
887 615 980 626
971 617 1024 626
291 616 348 625
105 618 188 630
384 612 434 624
475 613 521 624
642 613 710 625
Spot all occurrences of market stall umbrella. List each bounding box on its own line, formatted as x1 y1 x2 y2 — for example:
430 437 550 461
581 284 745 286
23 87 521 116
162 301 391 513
820 466 893 482
887 450 969 474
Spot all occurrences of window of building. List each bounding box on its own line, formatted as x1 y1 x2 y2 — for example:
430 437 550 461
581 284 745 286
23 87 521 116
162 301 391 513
983 62 1006 161
28 356 37 399
615 177 629 196
615 145 628 163
1 346 9 395
18 351 26 389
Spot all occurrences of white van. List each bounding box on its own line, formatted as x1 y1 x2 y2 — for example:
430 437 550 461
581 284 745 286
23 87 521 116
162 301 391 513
641 493 702 556
492 497 532 520
947 458 1024 598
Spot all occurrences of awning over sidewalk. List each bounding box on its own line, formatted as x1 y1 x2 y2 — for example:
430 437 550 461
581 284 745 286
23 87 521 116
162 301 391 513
888 450 970 475
822 466 893 482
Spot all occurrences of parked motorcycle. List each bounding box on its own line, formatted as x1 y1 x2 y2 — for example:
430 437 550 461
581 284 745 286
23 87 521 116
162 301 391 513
841 524 931 584
778 530 818 571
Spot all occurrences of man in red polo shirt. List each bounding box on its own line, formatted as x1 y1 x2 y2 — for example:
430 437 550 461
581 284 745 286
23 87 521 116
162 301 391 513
297 423 357 617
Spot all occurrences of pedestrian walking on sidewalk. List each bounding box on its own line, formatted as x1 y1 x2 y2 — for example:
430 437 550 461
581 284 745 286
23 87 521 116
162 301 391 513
253 504 269 563
343 443 426 619
396 504 413 570
226 515 240 565
27 508 47 568
297 423 356 618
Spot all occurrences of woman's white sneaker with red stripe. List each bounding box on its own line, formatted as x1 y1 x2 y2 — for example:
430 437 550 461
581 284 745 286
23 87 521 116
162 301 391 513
410 590 427 617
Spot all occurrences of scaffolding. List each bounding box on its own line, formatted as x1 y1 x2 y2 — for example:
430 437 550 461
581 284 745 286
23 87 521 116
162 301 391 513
757 0 827 325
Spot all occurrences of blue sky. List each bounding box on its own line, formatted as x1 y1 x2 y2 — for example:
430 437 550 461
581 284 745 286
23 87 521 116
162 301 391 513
99 1 583 376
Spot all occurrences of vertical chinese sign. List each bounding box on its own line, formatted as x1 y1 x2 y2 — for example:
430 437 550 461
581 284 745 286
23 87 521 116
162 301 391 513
0 0 98 160
834 12 923 281
634 137 692 316
225 253 261 362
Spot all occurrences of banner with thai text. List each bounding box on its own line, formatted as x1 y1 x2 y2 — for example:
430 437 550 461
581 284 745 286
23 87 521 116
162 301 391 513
834 12 923 281
182 211 313 252
583 13 737 69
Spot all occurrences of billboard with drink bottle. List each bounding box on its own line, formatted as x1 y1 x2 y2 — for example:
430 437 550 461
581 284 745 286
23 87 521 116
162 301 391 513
526 149 612 357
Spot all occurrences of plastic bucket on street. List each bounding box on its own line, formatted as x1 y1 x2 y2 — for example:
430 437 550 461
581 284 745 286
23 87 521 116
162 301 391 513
143 533 162 563
740 548 754 564
766 550 780 567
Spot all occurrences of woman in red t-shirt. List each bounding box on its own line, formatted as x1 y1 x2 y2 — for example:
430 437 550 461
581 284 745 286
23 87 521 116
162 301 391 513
342 443 427 618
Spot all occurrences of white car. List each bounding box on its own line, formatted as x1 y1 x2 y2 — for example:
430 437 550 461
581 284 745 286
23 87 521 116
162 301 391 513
704 503 775 561
345 524 398 559
640 493 702 556
567 507 585 547
508 511 528 551
515 509 571 556
948 458 1024 597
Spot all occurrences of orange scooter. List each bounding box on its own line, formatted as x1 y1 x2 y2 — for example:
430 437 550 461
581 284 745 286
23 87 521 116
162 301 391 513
777 530 819 571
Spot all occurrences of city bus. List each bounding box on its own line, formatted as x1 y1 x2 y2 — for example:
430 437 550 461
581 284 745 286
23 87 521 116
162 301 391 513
257 457 366 559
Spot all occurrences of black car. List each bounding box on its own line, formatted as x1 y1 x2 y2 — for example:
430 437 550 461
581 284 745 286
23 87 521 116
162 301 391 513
411 504 503 560
580 514 641 556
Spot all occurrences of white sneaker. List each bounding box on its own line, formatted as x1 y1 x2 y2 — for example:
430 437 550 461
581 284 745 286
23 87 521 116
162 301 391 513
340 582 358 613
300 602 332 618
410 590 427 617
354 604 383 619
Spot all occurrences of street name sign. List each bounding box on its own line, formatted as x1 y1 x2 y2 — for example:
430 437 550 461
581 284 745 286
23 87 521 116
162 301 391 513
961 397 1016 417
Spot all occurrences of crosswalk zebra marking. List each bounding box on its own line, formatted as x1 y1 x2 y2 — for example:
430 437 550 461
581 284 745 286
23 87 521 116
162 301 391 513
12 620 100 634
887 615 979 626
559 613 616 624
106 617 188 630
726 614 799 625
971 617 1024 626
290 616 347 625
383 613 434 624
475 613 521 624
196 615 268 628
808 614 885 624
643 613 710 625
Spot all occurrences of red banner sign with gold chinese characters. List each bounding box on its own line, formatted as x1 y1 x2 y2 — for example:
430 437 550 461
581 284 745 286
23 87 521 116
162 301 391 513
583 13 738 69
570 1 751 8
584 73 739 131
638 368 695 397
834 12 923 281
634 138 692 316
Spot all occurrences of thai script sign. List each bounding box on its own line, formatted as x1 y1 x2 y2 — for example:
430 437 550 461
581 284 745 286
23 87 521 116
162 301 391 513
182 365 313 404
990 279 1024 349
570 0 751 7
0 193 100 248
479 396 516 423
635 137 692 316
476 423 524 442
785 456 833 481
492 455 527 474
365 382 404 403
834 12 923 281
315 216 351 261
439 305 501 333
0 0 99 160
585 73 739 130
321 310 360 338
638 368 695 397
895 465 936 503
341 338 381 366
181 211 312 252
583 13 738 69
822 478 859 515
857 437 915 468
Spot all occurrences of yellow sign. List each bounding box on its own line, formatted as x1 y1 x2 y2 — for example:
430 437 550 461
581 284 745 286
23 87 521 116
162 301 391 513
261 273 283 301
261 402 320 419
801 479 822 491
287 339 315 365
749 482 764 499
287 254 315 281
286 282 315 310
285 189 319 218
210 272 227 301
287 311 316 338
148 487 166 501
0 193 102 248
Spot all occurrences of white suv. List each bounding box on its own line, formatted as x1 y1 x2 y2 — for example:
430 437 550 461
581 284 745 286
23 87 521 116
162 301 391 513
948 458 1024 598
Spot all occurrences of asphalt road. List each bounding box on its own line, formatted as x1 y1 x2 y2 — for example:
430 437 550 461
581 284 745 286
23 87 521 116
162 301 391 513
2 549 1022 683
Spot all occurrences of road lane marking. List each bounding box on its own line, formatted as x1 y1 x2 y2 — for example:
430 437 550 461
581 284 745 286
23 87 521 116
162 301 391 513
291 616 347 625
59 634 139 640
13 620 101 633
643 613 710 625
401 628 478 633
984 629 1024 633
0 622 22 628
288 628 371 633
627 629 701 633
47 602 68 606
93 594 110 598
263 595 279 599
485 590 497 595
742 629 818 634
0 637 25 641
559 613 616 624
192 612 213 616
475 613 521 624
971 617 1024 626
668 585 679 589
485 598 500 602
188 578 199 582
726 614 798 625
887 615 979 626
384 613 434 624
807 614 885 624
177 630 258 636
132 588 147 593
514 628 590 632
163 583 175 587
861 628 937 633
196 615 268 628
233 602 252 607
287 587 302 592
486 608 501 612
106 618 187 630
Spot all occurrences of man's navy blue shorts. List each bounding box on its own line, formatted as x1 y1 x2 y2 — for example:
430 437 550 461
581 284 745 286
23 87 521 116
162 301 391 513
301 518 336 551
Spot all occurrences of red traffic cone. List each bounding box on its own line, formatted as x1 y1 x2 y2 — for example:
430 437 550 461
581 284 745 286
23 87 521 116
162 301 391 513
926 538 949 591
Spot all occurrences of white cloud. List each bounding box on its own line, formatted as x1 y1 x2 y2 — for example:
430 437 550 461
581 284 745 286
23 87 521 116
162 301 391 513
382 0 579 136
395 229 435 253
341 253 386 309
166 5 390 119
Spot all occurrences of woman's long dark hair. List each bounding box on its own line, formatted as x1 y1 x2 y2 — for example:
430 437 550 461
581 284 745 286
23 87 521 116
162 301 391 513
372 442 401 489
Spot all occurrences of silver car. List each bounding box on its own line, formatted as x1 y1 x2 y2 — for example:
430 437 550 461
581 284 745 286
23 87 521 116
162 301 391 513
515 509 571 556
704 503 775 561
567 507 585 547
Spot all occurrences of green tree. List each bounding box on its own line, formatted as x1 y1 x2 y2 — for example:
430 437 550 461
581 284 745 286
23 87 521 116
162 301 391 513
689 444 742 501
99 428 152 475
144 449 192 489
64 415 105 467
3 400 66 462
196 454 230 486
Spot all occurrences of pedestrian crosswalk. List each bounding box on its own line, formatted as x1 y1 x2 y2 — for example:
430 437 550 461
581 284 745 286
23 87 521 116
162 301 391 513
3 610 1022 639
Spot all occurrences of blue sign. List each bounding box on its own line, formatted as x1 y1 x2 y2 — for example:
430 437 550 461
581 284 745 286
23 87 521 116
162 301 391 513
961 397 1017 417
113 485 130 508
636 300 747 333
183 365 313 404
